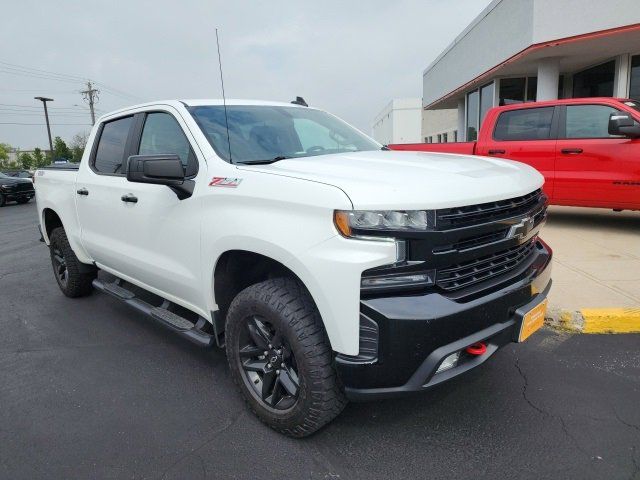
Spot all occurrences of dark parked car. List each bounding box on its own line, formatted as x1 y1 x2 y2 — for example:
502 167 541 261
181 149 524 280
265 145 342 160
0 172 35 207
2 170 34 179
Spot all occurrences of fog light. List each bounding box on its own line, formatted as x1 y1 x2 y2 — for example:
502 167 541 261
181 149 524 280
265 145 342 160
435 351 460 374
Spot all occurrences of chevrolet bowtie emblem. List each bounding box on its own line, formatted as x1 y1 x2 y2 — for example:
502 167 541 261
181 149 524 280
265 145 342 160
507 216 535 239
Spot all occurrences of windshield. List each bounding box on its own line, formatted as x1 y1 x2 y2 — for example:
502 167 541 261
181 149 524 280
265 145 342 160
189 105 381 163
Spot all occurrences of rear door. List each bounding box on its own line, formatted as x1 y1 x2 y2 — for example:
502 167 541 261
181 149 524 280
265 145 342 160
76 114 136 269
476 106 558 199
554 103 640 208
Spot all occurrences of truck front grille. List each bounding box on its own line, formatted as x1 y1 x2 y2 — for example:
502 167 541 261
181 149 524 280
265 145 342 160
435 189 543 230
435 240 537 292
405 189 548 297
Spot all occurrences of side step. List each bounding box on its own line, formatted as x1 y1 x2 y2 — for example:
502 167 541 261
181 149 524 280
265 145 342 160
93 278 219 348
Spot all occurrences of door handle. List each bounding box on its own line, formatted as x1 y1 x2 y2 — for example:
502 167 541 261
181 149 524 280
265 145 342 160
121 194 138 203
561 148 583 154
488 149 506 155
76 188 89 196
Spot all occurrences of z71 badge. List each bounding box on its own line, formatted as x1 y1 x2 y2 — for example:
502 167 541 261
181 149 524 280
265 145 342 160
209 177 242 188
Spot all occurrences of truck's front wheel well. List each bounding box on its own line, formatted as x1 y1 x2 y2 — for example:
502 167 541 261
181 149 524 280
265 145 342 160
43 208 63 239
214 250 303 321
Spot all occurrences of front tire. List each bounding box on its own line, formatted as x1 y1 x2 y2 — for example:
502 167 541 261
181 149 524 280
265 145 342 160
49 227 97 297
225 277 347 437
0 194 5 207
16 197 30 204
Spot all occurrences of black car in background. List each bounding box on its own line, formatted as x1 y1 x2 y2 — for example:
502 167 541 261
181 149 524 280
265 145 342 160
2 170 34 180
0 172 35 207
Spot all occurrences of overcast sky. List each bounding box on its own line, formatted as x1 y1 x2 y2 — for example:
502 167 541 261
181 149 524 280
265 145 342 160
1 0 490 150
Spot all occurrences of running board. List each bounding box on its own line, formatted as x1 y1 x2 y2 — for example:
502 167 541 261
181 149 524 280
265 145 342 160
93 278 216 348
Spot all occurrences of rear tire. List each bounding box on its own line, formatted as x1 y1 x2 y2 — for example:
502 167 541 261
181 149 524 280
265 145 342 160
225 277 347 437
49 227 97 298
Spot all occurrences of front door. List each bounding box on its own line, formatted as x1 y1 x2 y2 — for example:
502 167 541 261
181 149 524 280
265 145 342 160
554 104 640 208
76 108 205 314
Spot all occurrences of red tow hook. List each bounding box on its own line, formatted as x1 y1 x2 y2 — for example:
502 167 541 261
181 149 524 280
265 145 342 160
465 342 487 356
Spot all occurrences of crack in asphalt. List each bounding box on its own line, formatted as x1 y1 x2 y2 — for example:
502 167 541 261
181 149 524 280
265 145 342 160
515 357 592 460
158 409 245 480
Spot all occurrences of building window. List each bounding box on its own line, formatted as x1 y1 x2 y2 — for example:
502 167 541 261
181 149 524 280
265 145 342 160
526 77 537 102
480 82 494 124
453 130 458 142
437 134 442 143
466 89 479 141
572 60 615 98
443 132 448 143
499 78 526 105
630 55 640 102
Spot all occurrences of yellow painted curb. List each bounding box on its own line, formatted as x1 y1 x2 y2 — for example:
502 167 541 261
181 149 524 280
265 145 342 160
580 308 640 334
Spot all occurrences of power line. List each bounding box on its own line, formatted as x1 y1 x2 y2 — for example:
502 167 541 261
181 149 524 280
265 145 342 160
0 122 92 126
0 60 144 101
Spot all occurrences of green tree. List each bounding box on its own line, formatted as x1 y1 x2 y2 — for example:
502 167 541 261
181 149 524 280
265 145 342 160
53 136 73 161
70 131 89 163
19 152 34 170
0 143 12 163
33 148 49 168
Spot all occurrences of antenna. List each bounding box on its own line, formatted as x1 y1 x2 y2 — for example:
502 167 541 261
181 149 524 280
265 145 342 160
215 28 233 163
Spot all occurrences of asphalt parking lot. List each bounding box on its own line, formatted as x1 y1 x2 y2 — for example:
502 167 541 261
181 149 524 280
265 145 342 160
1 202 639 480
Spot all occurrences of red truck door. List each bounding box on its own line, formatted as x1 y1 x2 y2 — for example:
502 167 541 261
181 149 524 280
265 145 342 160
476 106 558 199
554 103 640 209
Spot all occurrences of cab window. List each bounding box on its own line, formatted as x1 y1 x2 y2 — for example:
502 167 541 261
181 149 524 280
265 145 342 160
93 116 133 174
493 107 555 141
564 105 623 139
138 112 198 177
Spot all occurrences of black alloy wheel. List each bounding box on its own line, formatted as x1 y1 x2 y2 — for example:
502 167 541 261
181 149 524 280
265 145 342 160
237 315 300 411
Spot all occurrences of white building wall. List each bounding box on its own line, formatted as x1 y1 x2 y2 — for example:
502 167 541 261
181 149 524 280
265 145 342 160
422 0 534 107
372 98 422 144
422 109 458 142
532 0 640 43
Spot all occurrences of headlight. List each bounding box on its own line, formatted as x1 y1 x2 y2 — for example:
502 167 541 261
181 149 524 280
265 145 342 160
1 184 15 190
334 210 434 238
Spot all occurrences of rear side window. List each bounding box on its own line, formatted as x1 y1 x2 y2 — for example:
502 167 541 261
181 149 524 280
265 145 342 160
138 112 198 177
493 107 554 141
565 105 621 138
93 116 133 174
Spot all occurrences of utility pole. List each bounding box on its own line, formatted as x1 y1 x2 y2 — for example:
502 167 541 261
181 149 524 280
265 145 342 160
81 81 99 125
34 97 54 157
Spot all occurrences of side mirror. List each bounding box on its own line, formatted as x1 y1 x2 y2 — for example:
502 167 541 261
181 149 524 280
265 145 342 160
126 154 194 199
127 154 185 185
608 113 640 138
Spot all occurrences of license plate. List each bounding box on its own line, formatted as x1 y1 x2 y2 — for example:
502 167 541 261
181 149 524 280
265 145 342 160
518 298 548 342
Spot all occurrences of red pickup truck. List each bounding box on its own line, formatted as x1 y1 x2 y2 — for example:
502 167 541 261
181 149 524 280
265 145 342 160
391 97 640 211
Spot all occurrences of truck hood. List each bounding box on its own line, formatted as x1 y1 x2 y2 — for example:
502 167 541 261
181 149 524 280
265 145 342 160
237 150 544 210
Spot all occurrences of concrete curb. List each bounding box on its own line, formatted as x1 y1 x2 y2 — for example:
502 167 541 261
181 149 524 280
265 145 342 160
546 307 640 334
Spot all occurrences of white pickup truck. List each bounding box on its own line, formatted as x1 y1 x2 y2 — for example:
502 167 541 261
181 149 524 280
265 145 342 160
36 98 552 437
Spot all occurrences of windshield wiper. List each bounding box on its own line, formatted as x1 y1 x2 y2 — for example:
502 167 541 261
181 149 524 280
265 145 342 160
236 156 291 165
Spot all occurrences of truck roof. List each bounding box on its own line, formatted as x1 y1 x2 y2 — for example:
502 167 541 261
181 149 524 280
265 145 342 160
98 99 308 122
494 97 634 112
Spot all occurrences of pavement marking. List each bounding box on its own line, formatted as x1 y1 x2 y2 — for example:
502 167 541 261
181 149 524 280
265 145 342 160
547 307 640 334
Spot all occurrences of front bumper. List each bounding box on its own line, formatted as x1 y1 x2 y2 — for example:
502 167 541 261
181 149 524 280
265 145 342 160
1 189 34 201
335 240 552 401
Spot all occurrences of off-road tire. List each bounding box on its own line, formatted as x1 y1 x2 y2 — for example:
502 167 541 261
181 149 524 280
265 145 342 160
225 277 347 437
49 227 97 298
